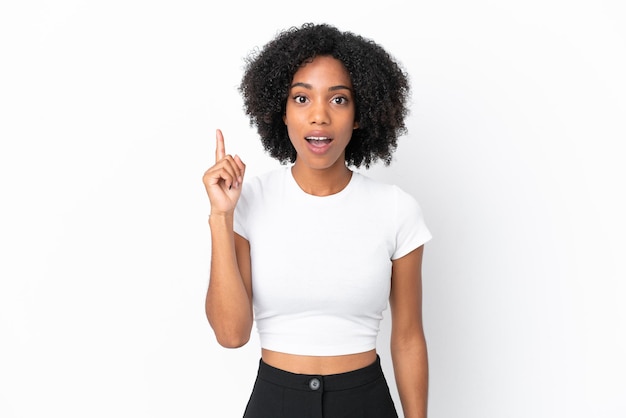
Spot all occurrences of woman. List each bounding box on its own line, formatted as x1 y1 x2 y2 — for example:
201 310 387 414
203 23 432 418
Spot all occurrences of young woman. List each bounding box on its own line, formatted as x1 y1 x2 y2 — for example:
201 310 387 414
203 23 432 418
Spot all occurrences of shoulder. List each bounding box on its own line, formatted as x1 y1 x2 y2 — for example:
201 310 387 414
234 167 288 234
352 172 418 204
352 172 428 230
241 166 288 197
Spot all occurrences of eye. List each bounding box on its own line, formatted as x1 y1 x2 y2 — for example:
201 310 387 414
293 95 308 104
332 96 349 105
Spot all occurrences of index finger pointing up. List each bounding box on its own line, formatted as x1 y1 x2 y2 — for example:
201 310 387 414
215 129 225 162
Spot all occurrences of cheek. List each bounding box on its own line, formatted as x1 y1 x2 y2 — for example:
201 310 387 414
285 125 300 148
283 106 299 128
342 116 357 135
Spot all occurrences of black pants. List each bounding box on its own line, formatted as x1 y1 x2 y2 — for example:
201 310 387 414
243 355 398 418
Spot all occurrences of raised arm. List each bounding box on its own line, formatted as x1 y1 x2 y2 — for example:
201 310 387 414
389 245 429 418
203 129 253 348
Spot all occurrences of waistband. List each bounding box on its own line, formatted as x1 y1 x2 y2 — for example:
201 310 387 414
256 355 384 392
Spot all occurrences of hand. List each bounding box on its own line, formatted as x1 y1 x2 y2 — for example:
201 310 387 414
202 129 246 215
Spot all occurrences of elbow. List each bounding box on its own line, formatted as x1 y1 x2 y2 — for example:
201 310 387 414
214 330 250 349
207 313 252 348
205 301 253 348
391 327 427 352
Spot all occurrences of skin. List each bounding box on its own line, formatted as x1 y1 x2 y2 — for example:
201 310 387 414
283 55 358 196
203 55 428 418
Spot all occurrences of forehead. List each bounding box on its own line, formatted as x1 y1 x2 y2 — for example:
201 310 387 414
292 55 352 85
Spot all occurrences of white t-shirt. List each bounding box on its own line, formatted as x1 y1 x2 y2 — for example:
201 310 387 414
234 166 431 356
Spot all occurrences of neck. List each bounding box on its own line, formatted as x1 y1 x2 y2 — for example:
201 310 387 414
291 160 352 197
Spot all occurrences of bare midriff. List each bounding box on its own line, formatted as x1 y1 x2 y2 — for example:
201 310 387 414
261 348 378 375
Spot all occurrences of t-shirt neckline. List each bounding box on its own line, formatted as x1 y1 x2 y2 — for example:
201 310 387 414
286 166 359 200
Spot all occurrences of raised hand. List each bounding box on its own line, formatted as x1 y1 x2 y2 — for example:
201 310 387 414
202 129 246 215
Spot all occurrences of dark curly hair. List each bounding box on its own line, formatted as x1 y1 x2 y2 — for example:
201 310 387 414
239 23 410 168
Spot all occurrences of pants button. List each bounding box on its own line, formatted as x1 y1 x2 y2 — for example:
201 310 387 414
309 377 321 391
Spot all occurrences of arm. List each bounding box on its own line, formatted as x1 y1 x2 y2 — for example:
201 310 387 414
203 129 252 348
389 245 428 418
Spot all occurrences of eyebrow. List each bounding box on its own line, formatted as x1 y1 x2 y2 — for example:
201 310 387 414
290 82 353 92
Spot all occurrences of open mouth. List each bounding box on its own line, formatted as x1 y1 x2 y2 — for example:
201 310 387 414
305 136 332 147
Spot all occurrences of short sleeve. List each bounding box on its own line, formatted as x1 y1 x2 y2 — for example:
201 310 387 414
233 183 251 240
392 186 432 260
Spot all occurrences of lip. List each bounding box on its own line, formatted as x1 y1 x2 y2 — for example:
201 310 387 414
304 133 333 155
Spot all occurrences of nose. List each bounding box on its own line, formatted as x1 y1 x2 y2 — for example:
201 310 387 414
309 100 329 125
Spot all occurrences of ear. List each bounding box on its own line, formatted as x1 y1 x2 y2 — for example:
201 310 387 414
353 121 359 129
283 114 287 125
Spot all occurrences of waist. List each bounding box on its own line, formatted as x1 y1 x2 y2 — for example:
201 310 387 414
256 353 384 391
261 348 377 375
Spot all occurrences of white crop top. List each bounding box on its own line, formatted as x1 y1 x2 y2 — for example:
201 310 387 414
233 167 431 356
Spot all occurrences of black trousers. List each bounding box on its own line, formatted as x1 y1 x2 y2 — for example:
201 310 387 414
243 355 398 418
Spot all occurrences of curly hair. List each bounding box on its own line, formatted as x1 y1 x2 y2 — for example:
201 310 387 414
239 23 410 168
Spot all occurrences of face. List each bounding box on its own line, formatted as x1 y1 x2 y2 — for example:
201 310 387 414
283 55 358 172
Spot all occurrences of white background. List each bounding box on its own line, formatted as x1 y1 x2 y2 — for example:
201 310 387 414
1 1 625 417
